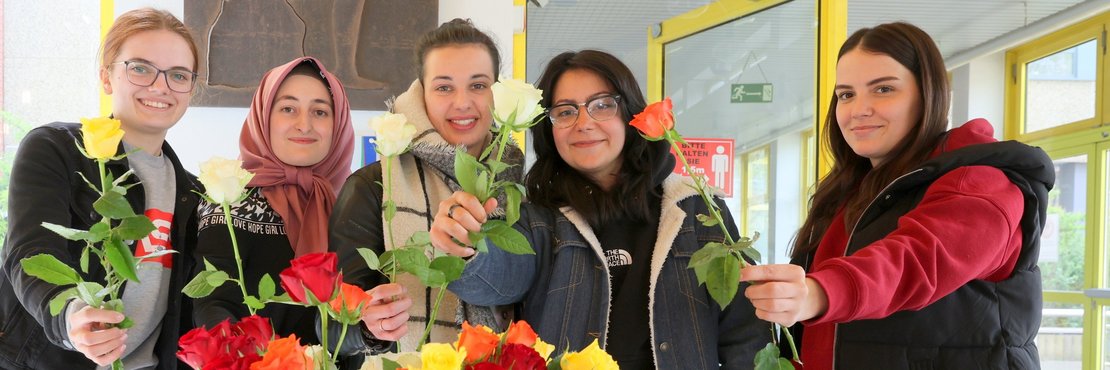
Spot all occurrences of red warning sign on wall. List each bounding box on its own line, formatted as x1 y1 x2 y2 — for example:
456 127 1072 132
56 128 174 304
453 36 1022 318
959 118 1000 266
671 138 735 197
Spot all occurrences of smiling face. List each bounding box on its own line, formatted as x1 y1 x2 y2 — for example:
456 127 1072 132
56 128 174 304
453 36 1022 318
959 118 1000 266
268 74 335 167
101 29 195 137
550 69 626 190
834 47 923 167
422 44 496 157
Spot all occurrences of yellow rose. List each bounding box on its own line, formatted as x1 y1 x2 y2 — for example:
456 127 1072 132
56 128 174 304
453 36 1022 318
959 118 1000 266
369 112 416 157
197 156 254 204
420 343 466 370
491 79 544 131
560 339 619 370
533 338 555 362
79 117 124 160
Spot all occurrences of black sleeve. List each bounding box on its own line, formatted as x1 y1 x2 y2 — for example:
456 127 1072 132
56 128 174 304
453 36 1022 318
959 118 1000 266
191 201 249 328
2 126 88 347
329 163 388 291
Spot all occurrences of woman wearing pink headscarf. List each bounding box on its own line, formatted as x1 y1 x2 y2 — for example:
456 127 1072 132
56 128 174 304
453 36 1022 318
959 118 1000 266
192 57 354 350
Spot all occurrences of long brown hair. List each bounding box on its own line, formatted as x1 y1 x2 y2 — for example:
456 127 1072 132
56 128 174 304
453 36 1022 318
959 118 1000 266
792 22 950 259
100 8 199 72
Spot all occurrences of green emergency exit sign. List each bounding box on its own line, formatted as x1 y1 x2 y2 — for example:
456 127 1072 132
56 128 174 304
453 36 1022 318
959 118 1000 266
730 83 773 103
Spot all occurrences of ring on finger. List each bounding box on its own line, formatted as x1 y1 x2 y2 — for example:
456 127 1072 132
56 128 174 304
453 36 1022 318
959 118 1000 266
447 204 462 219
379 319 388 332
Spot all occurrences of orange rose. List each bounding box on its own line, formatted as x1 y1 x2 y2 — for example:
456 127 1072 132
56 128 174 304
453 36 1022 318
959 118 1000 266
329 282 373 314
628 97 674 140
455 321 500 363
249 335 308 370
503 320 537 347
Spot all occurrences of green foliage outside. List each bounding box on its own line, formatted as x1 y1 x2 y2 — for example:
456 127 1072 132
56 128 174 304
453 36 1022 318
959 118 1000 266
0 111 32 248
1038 188 1086 329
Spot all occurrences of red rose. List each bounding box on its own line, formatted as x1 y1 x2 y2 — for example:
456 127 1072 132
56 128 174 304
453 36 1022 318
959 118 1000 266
496 343 546 370
177 323 229 369
629 97 674 140
466 363 507 370
234 315 274 354
279 252 341 304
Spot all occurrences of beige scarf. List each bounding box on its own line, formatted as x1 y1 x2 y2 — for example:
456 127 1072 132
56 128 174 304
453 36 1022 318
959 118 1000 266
383 80 522 350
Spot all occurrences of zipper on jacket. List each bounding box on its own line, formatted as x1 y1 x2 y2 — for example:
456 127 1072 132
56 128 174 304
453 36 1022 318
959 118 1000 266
832 168 923 369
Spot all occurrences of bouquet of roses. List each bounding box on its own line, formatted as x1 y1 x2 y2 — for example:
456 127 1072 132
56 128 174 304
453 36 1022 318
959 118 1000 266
359 321 618 370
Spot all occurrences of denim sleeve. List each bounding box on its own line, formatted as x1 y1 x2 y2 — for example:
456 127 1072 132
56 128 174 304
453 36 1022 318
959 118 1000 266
447 206 545 306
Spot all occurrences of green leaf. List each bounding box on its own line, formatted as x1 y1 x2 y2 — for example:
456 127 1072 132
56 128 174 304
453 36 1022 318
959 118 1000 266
357 248 381 271
266 293 294 304
49 288 79 316
406 232 431 248
20 254 81 285
504 183 523 225
474 172 491 202
136 249 176 262
114 215 156 240
244 296 265 310
693 260 709 286
94 190 135 219
183 271 219 298
696 213 719 227
411 264 446 286
117 317 134 329
486 159 512 177
430 255 466 282
111 169 135 187
454 149 480 196
382 358 402 370
74 282 106 307
383 200 396 222
705 255 740 308
391 247 431 275
41 222 100 242
104 238 138 282
738 246 763 264
203 258 218 272
206 271 229 287
472 235 489 254
258 274 276 300
80 246 91 273
483 221 534 255
688 242 727 269
754 342 793 370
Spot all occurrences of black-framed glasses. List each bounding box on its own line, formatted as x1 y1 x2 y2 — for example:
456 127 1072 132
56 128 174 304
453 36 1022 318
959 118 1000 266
547 95 622 129
112 60 198 93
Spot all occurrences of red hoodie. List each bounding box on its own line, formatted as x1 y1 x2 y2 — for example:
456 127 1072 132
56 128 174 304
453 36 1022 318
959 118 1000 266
800 119 1026 370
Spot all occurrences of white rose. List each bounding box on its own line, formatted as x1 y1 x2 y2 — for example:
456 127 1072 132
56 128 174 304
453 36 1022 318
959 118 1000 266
197 156 254 205
491 78 545 130
303 345 338 370
369 112 417 157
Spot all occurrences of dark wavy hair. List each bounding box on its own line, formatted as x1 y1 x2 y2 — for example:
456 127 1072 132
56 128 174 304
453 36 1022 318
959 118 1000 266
792 22 950 259
527 50 670 227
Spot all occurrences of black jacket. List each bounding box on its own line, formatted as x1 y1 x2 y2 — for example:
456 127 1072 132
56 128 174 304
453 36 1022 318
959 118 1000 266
790 140 1053 369
0 122 200 369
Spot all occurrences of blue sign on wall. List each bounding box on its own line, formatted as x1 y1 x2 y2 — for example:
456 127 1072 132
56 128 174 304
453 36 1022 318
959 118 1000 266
362 136 377 166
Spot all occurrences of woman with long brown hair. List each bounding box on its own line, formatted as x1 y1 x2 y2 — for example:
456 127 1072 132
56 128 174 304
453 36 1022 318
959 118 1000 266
741 22 1053 370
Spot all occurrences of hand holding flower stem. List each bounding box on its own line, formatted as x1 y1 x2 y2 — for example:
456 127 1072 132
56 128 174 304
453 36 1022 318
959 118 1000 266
629 99 798 367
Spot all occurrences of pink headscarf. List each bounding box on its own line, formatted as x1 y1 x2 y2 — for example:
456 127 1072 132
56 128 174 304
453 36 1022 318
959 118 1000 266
239 57 354 256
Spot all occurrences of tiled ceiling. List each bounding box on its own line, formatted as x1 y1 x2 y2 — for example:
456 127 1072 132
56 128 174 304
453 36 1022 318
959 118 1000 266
526 0 1097 89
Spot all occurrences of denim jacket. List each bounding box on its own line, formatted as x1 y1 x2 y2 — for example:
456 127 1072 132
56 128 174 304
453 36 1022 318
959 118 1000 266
449 175 768 369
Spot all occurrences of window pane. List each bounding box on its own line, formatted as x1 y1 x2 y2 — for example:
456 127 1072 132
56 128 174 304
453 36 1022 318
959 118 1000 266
1024 39 1097 134
1038 303 1083 369
1041 155 1087 291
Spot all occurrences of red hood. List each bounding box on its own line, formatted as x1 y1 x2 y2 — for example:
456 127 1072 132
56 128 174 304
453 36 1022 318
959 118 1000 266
931 118 998 158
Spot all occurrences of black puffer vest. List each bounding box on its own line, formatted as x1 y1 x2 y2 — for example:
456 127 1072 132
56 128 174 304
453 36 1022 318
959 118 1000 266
791 140 1053 369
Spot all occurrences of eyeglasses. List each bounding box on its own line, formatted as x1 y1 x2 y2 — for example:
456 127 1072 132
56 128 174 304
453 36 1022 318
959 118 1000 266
547 95 622 129
111 60 198 93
